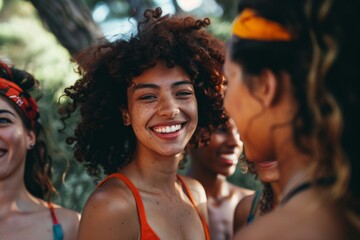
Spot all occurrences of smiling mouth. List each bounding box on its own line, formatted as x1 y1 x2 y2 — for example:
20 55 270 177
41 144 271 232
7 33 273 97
152 123 184 134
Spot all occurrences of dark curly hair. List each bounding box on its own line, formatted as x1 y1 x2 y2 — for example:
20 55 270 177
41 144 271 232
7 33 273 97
59 8 226 179
0 61 55 201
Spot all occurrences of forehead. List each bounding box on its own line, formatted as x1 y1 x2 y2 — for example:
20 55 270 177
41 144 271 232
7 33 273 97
0 95 17 112
130 61 189 86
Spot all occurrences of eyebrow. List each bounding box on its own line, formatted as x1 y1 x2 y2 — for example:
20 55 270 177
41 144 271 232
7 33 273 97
130 80 193 92
0 109 16 117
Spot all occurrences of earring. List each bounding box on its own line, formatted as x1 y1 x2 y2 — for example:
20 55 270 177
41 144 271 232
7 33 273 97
239 152 248 174
29 144 35 149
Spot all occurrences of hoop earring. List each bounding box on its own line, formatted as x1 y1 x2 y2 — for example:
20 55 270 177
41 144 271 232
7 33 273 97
29 144 35 149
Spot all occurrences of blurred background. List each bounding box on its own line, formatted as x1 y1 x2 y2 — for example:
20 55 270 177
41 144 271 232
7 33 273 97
0 0 261 212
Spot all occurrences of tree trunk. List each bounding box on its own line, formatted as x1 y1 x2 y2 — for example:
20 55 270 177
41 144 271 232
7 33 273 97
29 0 105 56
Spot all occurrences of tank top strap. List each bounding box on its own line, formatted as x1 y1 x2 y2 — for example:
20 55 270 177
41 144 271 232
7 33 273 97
97 173 160 240
48 202 64 240
247 190 261 224
176 175 211 240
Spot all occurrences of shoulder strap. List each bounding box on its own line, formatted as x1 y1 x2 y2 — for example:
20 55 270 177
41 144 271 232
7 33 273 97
48 202 64 240
247 190 261 224
176 175 211 240
48 202 59 225
97 173 158 239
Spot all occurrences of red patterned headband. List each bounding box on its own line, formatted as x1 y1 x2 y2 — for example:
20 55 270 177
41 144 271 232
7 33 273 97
0 77 39 128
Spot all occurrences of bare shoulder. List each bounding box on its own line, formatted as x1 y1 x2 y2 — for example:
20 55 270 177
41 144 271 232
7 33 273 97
178 175 207 203
77 177 139 240
234 208 285 240
235 190 350 240
229 182 255 199
233 194 255 233
51 205 80 240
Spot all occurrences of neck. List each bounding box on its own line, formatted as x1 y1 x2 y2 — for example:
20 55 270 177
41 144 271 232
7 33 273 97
0 175 38 217
277 152 311 203
123 150 183 194
188 163 229 199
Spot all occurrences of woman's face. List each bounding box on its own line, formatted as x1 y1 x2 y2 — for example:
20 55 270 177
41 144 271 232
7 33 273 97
192 118 243 177
0 96 34 179
124 61 198 158
223 53 273 163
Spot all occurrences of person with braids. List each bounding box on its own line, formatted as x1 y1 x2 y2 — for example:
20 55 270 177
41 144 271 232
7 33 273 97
187 117 253 240
0 61 80 240
59 7 226 240
223 0 360 239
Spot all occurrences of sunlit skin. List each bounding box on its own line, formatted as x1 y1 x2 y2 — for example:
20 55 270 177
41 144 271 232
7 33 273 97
223 54 276 164
0 97 32 180
78 61 209 240
224 47 344 240
125 61 198 159
188 119 253 240
0 96 79 240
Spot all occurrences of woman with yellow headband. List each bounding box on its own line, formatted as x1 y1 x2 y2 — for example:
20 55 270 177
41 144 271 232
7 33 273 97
223 0 359 239
0 61 80 240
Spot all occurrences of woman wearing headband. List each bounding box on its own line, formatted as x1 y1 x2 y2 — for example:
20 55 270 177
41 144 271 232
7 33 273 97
0 61 80 240
60 7 226 240
223 0 359 239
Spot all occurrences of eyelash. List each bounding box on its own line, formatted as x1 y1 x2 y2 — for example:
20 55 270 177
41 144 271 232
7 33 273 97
0 117 12 124
138 91 193 101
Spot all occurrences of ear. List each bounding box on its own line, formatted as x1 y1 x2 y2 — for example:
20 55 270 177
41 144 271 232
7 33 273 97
258 69 278 107
119 107 131 126
26 130 36 150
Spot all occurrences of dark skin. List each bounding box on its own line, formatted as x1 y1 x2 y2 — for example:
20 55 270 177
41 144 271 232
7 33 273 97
188 119 253 240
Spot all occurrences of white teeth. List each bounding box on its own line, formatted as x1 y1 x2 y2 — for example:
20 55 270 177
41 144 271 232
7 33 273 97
153 124 181 133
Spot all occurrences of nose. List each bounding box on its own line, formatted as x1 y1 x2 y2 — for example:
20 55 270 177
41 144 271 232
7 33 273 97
157 95 180 119
226 128 242 148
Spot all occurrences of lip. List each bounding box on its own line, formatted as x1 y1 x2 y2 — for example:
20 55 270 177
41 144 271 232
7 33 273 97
256 161 277 169
218 152 239 165
150 121 187 140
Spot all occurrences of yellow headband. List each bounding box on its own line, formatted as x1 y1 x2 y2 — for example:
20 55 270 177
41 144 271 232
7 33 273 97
232 8 293 41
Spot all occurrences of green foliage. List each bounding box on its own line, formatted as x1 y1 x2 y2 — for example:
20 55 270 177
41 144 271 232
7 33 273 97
1 0 261 214
0 0 94 212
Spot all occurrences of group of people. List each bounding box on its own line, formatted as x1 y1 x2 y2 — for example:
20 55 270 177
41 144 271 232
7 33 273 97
1 0 359 239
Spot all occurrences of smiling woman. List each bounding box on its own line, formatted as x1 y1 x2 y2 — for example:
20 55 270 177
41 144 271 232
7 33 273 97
0 61 80 240
59 7 226 240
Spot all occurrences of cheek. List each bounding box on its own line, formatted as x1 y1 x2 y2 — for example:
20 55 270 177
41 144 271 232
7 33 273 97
224 88 243 127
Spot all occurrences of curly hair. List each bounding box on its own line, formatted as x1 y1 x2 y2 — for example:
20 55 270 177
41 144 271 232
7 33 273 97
0 61 55 201
60 8 226 179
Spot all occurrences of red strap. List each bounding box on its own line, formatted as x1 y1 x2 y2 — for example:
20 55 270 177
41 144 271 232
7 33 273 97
97 173 160 240
176 175 211 240
48 202 59 225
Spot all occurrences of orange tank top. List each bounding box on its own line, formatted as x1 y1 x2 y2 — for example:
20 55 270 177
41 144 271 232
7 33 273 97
97 173 210 240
